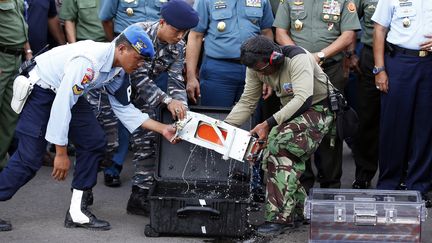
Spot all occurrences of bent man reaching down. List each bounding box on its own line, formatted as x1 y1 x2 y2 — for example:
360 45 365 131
225 36 334 235
0 25 176 231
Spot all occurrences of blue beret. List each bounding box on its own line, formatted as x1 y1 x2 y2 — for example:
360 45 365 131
161 0 199 30
123 25 155 58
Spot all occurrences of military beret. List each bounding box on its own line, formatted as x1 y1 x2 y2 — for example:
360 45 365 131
123 25 155 58
161 0 199 30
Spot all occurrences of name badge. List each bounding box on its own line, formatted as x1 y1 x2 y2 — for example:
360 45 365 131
214 1 227 9
397 6 415 18
246 0 261 8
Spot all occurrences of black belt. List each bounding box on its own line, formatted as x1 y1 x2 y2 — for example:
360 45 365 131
214 58 243 65
386 42 430 57
0 46 23 56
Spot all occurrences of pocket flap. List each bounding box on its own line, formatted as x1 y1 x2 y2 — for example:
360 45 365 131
0 1 14 11
13 75 33 101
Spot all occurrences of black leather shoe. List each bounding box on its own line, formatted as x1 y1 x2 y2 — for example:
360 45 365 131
104 173 121 187
257 222 294 235
126 186 150 216
64 211 111 231
0 218 12 231
352 180 370 189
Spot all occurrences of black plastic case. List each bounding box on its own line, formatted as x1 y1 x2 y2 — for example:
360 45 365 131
145 106 253 238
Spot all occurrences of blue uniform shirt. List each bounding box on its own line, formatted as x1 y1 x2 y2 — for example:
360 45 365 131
34 40 148 145
99 0 164 34
372 0 432 50
193 0 274 59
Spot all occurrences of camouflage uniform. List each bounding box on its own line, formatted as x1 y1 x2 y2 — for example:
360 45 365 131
87 21 187 188
263 105 333 223
130 21 187 188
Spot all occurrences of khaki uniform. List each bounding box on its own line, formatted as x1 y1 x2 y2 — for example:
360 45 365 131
0 0 28 168
274 0 361 189
226 46 333 223
59 0 106 41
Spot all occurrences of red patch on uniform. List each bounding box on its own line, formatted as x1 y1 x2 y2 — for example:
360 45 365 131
347 2 356 13
81 68 94 85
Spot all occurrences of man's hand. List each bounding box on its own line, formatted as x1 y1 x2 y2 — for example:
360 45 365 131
52 153 70 181
167 99 187 120
375 71 388 93
250 121 270 141
420 34 432 51
262 83 273 100
186 77 201 104
161 124 179 144
343 55 361 78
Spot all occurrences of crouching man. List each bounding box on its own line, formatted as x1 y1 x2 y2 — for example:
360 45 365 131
224 36 334 235
0 25 176 231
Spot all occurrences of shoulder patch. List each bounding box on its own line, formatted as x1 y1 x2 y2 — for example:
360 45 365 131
281 45 306 59
72 84 84 95
81 68 94 85
347 1 356 13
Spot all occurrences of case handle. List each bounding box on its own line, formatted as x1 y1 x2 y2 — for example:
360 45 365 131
177 206 221 219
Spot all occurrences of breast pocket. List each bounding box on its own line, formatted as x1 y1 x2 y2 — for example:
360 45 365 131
363 4 376 29
77 0 96 9
245 7 263 30
0 1 15 11
211 8 234 34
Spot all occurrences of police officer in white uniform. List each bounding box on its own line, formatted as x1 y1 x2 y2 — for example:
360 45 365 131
0 25 177 231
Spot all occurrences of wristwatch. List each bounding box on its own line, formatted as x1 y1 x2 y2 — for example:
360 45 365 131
163 96 172 105
317 51 326 62
372 66 385 75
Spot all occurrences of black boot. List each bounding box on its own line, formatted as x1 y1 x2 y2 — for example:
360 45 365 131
104 164 122 187
64 189 110 231
126 186 150 216
0 218 12 231
83 189 94 206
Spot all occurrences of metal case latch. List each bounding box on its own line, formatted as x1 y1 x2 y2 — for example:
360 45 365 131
334 195 346 222
354 197 377 226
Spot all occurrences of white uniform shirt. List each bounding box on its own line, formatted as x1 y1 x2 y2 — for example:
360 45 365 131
372 0 432 50
34 40 148 145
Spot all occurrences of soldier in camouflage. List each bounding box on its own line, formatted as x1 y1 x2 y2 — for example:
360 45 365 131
225 36 334 235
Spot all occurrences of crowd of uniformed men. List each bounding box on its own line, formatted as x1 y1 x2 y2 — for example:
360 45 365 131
0 0 431 236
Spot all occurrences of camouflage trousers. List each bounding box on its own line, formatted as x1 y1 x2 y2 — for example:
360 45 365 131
129 102 158 189
86 89 119 155
262 104 334 223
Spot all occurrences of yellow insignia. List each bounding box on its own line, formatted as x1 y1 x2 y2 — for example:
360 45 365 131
72 84 84 95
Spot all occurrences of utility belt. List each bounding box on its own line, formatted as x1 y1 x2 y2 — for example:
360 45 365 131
386 42 431 58
0 46 23 56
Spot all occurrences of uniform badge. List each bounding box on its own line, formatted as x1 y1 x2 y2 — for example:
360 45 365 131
217 21 226 32
294 19 303 31
126 7 134 16
283 83 293 94
347 1 356 13
81 68 94 85
246 0 261 8
124 0 135 3
72 84 84 95
403 17 411 27
214 1 227 9
333 15 339 21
